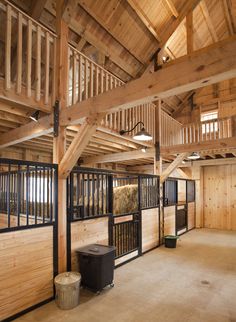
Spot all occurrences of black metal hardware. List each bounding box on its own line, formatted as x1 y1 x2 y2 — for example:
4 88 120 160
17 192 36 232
119 121 145 136
53 100 59 137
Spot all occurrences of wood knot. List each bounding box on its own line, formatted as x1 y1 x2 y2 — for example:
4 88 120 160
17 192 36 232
148 85 153 89
196 65 205 72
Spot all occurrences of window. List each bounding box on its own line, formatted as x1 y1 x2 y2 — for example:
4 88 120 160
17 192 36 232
201 110 218 134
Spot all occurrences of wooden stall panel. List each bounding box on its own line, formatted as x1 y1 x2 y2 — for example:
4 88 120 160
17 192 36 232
203 165 236 231
0 213 43 228
188 202 195 230
115 250 138 267
178 180 186 204
142 208 159 253
164 206 176 236
71 217 109 271
0 226 54 321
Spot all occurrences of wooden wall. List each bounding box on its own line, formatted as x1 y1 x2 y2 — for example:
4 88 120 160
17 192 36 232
142 208 159 253
0 226 54 321
0 213 43 228
164 206 176 236
188 202 195 230
0 147 52 163
203 165 236 230
178 180 186 204
70 217 109 270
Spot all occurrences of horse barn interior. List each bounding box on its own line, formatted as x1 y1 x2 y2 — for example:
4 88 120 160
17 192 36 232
0 0 236 321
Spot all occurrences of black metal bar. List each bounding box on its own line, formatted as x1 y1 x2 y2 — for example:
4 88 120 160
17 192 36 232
7 164 10 228
17 165 21 226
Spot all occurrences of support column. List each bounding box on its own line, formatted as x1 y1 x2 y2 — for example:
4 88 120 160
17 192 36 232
154 100 164 243
53 0 69 273
192 166 204 228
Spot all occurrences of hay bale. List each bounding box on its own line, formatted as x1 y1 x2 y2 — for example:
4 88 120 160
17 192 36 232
113 184 138 215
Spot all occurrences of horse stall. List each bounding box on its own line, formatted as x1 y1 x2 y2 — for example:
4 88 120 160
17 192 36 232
0 159 58 321
66 167 160 270
163 178 196 236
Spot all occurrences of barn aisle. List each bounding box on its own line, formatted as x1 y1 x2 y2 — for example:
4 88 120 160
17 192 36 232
16 229 236 322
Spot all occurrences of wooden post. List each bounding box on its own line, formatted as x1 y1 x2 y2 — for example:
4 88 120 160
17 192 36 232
53 0 69 273
192 166 204 228
154 100 164 243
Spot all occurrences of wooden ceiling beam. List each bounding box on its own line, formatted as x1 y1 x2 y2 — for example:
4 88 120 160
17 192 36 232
186 11 194 54
0 115 53 149
164 0 179 18
181 156 236 167
160 153 188 182
78 0 154 64
60 37 236 126
172 91 195 117
199 0 218 42
221 0 234 36
126 0 161 41
160 0 200 48
59 114 105 179
76 37 87 51
82 148 155 165
161 137 236 155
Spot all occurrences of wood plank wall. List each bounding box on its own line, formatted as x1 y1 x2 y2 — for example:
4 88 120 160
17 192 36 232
188 202 195 230
178 180 186 204
70 217 109 271
164 206 176 236
0 213 43 228
0 226 54 321
142 208 159 252
203 165 236 230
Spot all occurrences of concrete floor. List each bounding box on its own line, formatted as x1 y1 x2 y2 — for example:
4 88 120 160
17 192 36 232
16 229 236 322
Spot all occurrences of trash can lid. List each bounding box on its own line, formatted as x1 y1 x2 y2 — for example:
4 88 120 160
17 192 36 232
164 235 179 239
54 272 81 285
76 244 116 256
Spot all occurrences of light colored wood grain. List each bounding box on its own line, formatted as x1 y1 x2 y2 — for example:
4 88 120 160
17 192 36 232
164 206 176 236
71 217 109 271
188 202 195 230
0 226 54 321
203 165 236 230
142 208 159 252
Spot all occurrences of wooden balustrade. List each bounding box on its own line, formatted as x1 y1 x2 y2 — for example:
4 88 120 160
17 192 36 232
181 117 232 144
161 111 183 146
101 103 156 143
68 45 123 105
0 0 57 106
68 45 156 142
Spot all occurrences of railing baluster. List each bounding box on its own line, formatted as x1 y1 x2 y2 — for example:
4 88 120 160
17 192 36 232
16 12 22 94
90 61 93 98
79 54 83 102
52 37 57 104
44 31 50 104
35 25 41 102
5 4 12 90
26 19 32 98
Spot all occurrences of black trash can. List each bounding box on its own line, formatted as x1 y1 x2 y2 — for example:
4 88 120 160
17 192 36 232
164 235 178 248
76 244 116 293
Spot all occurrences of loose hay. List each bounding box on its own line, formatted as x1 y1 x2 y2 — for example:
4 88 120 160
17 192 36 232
113 184 138 215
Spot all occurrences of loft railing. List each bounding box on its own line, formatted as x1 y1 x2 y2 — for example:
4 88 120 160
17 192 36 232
100 103 156 143
181 117 232 144
0 0 57 106
68 45 123 105
161 111 183 146
68 45 156 143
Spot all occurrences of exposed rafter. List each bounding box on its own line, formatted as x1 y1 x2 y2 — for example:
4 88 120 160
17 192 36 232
126 0 161 41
